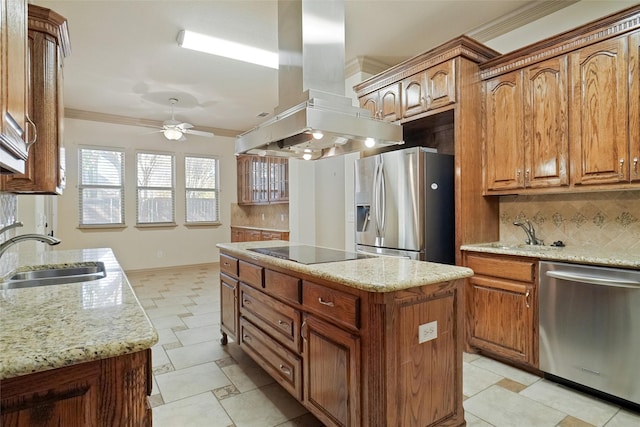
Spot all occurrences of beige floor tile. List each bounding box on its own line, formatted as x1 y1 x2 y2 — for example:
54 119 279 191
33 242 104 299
463 362 503 397
221 359 275 393
464 385 566 427
151 344 171 368
520 380 619 426
496 378 528 394
155 361 231 403
144 304 192 319
470 355 541 386
559 415 596 427
155 327 179 346
175 324 219 346
152 392 233 427
465 411 494 427
150 314 187 330
220 382 308 427
274 412 325 427
166 339 229 370
605 409 640 426
182 312 219 329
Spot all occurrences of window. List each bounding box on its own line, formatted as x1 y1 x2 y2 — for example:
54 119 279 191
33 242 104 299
185 156 220 224
136 152 175 225
79 147 125 226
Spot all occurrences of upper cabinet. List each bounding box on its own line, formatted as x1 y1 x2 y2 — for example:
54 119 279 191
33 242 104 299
2 4 70 193
481 5 640 194
401 59 456 119
237 155 289 205
359 82 401 122
0 0 31 174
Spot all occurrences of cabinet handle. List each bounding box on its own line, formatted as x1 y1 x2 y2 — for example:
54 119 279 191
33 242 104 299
242 299 251 305
301 320 307 340
525 290 530 309
619 159 625 177
525 169 530 186
243 335 252 342
279 364 292 376
277 320 289 329
25 115 37 152
223 262 230 267
633 157 638 177
318 297 335 307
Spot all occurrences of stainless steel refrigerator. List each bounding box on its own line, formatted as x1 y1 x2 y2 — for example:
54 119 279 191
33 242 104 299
355 147 454 263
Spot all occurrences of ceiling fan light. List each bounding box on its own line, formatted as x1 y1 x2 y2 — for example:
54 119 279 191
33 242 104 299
163 128 183 140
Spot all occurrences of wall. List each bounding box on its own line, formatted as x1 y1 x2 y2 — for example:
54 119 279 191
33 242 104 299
46 118 237 271
230 203 289 230
499 191 640 251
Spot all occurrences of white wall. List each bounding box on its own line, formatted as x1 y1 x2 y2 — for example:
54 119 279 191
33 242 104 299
36 118 237 271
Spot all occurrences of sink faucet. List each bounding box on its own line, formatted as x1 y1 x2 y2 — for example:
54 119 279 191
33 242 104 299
0 233 61 259
0 221 24 236
513 220 543 245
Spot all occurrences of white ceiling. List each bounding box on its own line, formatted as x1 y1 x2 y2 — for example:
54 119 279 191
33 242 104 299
30 0 620 139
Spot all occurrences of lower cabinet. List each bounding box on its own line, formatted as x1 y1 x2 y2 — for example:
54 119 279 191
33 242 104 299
230 226 289 242
464 252 538 368
220 251 466 427
0 349 152 427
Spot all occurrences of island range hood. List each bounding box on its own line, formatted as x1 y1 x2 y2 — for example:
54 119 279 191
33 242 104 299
235 0 403 160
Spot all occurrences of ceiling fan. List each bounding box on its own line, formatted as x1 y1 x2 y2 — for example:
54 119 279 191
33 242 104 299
156 98 214 141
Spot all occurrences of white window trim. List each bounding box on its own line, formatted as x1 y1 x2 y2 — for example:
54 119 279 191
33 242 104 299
184 154 221 226
135 150 176 226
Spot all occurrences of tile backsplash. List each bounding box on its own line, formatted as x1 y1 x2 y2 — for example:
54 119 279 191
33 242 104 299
230 203 289 230
499 190 640 251
0 193 18 240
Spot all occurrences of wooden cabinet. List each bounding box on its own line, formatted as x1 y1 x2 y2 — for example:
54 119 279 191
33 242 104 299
569 35 630 186
230 226 289 242
464 252 538 368
359 82 401 122
484 56 569 192
1 349 152 427
481 6 640 193
0 0 30 174
403 59 457 119
2 5 70 193
219 249 466 427
237 155 288 205
219 253 239 344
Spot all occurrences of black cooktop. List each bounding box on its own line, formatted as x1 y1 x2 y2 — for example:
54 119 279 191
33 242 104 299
249 245 373 265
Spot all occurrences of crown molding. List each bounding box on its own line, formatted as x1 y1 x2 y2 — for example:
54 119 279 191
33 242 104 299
64 108 240 138
345 56 393 78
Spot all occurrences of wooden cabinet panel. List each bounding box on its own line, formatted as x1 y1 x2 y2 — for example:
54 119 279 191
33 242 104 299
569 35 629 186
220 273 238 343
464 252 538 367
402 71 427 118
426 59 456 110
244 230 263 241
220 253 238 277
302 314 360 427
630 31 640 183
484 71 524 191
523 56 569 188
231 227 289 243
264 269 301 304
239 318 302 400
240 283 300 352
237 155 288 205
359 83 401 122
239 260 263 288
303 281 360 331
2 5 69 193
230 227 245 242
0 0 29 174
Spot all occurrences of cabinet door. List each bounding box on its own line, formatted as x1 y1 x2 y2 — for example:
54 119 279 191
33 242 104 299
569 35 629 185
426 59 456 110
523 56 569 189
236 156 252 204
0 0 29 174
484 71 524 191
630 31 640 183
467 275 535 366
359 92 378 118
402 71 427 118
302 314 360 427
268 157 288 203
220 273 238 341
379 83 401 122
230 227 245 242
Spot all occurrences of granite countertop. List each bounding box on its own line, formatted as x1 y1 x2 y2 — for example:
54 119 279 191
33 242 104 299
217 241 474 292
0 248 158 380
460 242 640 269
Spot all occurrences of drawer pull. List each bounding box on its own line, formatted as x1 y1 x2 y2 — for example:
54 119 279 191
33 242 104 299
318 297 335 307
243 335 252 342
243 299 251 305
525 290 530 309
279 364 291 376
277 320 289 329
223 262 230 267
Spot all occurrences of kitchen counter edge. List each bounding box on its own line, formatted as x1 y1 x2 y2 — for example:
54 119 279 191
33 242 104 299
217 241 473 292
0 248 158 380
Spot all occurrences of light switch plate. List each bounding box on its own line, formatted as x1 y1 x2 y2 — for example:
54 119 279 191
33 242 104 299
418 321 437 344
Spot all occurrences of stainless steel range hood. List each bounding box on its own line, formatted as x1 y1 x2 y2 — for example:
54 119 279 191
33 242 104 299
235 0 403 160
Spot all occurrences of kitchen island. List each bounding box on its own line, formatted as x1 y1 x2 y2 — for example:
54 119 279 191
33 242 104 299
217 241 473 427
0 248 158 426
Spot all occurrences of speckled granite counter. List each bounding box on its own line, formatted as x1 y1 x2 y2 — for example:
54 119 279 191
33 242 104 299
460 242 639 269
0 248 158 380
217 241 474 292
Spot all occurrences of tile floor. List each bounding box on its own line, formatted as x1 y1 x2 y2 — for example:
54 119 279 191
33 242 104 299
127 264 640 427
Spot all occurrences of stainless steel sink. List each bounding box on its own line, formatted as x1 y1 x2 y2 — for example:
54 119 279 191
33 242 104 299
1 262 107 290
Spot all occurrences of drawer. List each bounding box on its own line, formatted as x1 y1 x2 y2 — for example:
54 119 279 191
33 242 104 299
264 269 301 304
465 254 535 283
240 283 301 352
220 254 238 277
260 231 283 240
303 281 360 330
239 260 263 288
239 318 302 400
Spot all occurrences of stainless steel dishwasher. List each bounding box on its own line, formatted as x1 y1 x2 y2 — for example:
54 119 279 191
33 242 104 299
539 261 640 405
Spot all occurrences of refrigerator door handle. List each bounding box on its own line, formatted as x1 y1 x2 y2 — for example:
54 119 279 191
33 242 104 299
373 160 382 238
379 163 386 236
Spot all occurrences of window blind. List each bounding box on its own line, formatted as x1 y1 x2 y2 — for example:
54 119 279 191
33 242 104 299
78 148 125 226
185 156 219 223
136 152 175 224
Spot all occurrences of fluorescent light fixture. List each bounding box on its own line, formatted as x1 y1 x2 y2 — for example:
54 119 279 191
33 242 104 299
177 30 278 69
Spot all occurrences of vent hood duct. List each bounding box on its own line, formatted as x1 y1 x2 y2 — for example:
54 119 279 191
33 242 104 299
235 0 403 160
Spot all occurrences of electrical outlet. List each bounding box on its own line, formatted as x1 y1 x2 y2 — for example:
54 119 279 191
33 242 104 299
157 250 164 258
418 321 437 344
